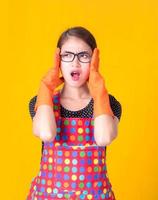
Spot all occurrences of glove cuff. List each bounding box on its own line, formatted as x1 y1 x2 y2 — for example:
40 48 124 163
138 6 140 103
93 90 114 119
34 81 54 112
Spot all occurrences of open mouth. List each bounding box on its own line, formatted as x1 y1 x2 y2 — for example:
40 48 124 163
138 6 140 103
71 71 80 77
70 71 81 81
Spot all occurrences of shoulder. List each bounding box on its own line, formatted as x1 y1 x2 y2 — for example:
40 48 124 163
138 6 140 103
28 95 37 119
109 94 122 121
28 91 60 119
29 95 37 106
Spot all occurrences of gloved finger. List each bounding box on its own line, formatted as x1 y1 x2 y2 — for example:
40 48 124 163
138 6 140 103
53 48 61 72
90 48 100 72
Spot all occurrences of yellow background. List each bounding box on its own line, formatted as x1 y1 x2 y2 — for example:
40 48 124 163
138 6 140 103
1 0 158 199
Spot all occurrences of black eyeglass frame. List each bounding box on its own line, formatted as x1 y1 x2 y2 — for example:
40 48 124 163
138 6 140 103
60 51 92 63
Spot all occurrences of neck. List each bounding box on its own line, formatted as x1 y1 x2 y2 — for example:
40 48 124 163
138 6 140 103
60 83 91 100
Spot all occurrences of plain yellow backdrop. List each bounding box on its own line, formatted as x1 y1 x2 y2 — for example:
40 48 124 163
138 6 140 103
1 0 158 199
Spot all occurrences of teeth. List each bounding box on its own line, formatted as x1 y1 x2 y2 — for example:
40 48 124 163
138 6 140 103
71 71 80 76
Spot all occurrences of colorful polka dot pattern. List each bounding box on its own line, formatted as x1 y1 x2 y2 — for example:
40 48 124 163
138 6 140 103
27 91 115 200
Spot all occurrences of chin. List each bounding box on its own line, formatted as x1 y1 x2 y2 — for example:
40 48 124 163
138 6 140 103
67 81 85 88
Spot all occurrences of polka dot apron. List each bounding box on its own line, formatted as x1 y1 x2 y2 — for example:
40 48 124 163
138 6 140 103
27 91 116 200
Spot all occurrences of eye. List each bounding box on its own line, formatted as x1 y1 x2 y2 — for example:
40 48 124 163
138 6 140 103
78 52 91 62
79 53 90 58
61 53 73 58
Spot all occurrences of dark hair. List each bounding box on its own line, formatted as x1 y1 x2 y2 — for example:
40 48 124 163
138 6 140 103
57 26 97 50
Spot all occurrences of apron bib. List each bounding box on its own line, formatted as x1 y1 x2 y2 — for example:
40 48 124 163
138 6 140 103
27 90 115 200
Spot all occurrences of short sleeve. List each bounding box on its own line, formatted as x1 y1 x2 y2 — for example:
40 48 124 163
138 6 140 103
28 95 37 120
109 94 122 121
28 95 44 155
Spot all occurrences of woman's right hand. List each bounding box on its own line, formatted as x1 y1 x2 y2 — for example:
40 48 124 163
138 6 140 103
42 48 64 91
34 48 64 111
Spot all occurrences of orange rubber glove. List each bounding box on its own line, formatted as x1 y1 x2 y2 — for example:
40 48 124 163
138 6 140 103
87 48 114 119
34 48 64 111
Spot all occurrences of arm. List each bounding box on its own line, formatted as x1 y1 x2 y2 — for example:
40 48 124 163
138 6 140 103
31 48 64 142
29 96 57 142
94 95 122 146
32 105 57 142
87 48 122 146
94 114 119 146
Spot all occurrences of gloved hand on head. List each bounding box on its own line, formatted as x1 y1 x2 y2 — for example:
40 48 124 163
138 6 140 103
87 48 114 119
34 48 64 111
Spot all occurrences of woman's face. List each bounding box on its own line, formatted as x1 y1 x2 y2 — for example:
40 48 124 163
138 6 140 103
60 36 92 88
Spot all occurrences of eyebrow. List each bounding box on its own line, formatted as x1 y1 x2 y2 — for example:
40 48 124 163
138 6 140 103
61 50 90 54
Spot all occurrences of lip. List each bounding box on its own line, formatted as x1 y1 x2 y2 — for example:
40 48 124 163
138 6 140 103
70 69 81 76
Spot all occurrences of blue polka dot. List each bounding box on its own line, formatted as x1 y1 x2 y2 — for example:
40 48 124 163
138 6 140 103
98 182 102 187
71 120 76 126
72 167 77 173
79 167 85 173
41 179 46 185
57 151 63 156
105 192 109 198
49 142 53 148
56 173 62 179
72 151 78 157
85 128 90 133
57 119 62 126
41 171 46 177
69 191 74 195
86 182 92 188
79 194 85 199
85 135 90 141
56 127 61 133
43 157 47 162
94 174 99 179
83 190 88 195
53 188 58 194
62 135 68 141
43 149 48 155
64 174 70 180
101 194 105 199
98 189 102 194
40 186 45 192
57 193 63 198
71 182 77 188
72 159 78 165
94 194 99 198
54 96 59 102
48 172 53 178
80 159 85 164
79 175 85 181
70 127 76 133
87 151 92 157
90 189 95 195
87 175 92 180
85 120 90 126
92 136 95 142
98 151 102 156
56 134 60 140
63 127 68 133
57 158 63 164
56 182 61 187
87 159 92 164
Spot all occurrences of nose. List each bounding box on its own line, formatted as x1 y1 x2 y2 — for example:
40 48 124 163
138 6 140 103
72 55 81 67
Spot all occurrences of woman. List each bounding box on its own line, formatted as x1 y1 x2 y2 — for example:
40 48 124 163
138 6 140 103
27 26 122 200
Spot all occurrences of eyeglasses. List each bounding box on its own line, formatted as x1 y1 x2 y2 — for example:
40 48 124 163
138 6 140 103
60 51 91 63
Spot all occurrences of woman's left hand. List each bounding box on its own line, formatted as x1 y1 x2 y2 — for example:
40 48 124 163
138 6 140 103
87 48 106 99
87 48 114 118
